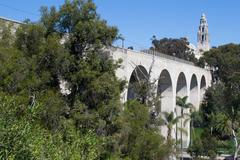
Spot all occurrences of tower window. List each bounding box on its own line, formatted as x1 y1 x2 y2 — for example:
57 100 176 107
202 27 204 32
202 35 204 42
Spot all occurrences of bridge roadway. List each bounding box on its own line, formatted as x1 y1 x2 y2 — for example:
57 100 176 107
109 47 212 148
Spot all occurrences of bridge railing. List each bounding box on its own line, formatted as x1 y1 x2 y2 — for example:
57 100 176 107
141 49 194 65
110 46 195 66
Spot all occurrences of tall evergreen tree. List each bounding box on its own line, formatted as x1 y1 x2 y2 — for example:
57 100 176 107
0 0 174 159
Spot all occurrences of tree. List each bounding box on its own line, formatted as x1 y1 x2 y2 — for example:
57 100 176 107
118 57 174 158
151 36 198 64
183 105 196 146
15 24 46 57
188 129 218 159
162 112 180 141
116 100 172 160
0 0 175 159
213 112 240 159
0 93 103 160
187 136 204 159
0 0 123 158
203 43 240 83
176 96 194 159
0 19 15 47
127 60 163 126
199 44 240 158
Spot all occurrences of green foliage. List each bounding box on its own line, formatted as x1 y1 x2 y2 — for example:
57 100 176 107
202 44 240 127
0 20 15 47
163 112 180 141
127 65 162 127
15 24 46 57
201 130 218 158
188 128 218 159
188 136 204 158
176 96 195 155
116 100 172 160
0 93 102 160
213 113 232 136
195 44 240 157
0 0 173 159
176 96 194 111
204 43 240 83
40 0 118 56
201 83 225 127
151 36 198 64
0 47 32 94
38 90 66 130
190 111 203 128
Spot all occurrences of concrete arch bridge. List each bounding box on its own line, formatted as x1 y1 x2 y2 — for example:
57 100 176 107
109 47 212 148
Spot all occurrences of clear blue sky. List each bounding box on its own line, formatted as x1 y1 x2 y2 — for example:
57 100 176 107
0 0 239 50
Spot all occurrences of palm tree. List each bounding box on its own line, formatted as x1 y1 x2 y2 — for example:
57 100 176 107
162 111 184 160
176 96 194 159
183 106 196 147
214 111 240 160
162 111 181 141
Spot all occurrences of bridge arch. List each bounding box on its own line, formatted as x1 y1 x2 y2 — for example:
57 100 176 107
176 72 187 100
200 75 207 102
189 74 199 108
157 69 173 138
157 69 173 112
127 65 148 101
176 72 188 148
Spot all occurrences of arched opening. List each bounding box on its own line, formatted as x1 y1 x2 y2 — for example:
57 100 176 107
176 72 188 148
127 65 148 101
158 69 173 138
200 76 206 102
157 69 173 112
176 72 187 99
190 74 199 108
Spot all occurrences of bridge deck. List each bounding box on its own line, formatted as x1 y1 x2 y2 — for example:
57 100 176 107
110 46 197 67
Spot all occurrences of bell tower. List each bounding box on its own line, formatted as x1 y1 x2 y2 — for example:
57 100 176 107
196 13 210 58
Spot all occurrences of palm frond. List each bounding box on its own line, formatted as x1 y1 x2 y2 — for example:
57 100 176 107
177 127 188 136
176 96 184 106
161 111 180 125
186 103 195 109
182 96 188 104
172 117 180 124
